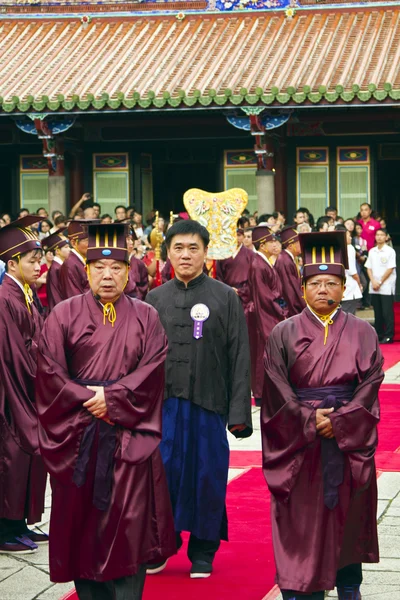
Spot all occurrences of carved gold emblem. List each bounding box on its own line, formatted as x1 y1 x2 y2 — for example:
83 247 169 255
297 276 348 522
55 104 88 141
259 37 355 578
183 188 248 260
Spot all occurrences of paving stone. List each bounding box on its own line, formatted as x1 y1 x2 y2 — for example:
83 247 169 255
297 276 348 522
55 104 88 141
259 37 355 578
385 505 400 517
0 556 24 582
16 545 49 567
377 516 400 526
384 363 400 383
355 583 400 598
378 524 400 536
0 565 50 600
377 499 391 519
36 582 74 599
228 468 245 482
363 570 400 584
377 535 400 558
363 557 400 572
377 472 400 500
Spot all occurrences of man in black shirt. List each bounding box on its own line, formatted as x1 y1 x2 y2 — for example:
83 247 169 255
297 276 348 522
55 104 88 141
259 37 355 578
147 220 252 579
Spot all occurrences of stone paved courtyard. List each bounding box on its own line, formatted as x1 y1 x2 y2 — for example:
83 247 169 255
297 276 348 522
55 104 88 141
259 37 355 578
1 309 399 599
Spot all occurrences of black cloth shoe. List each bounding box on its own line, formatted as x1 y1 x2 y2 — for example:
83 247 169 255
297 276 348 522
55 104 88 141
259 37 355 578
146 560 168 575
0 536 38 554
380 338 393 344
24 527 49 545
190 560 212 579
337 585 361 599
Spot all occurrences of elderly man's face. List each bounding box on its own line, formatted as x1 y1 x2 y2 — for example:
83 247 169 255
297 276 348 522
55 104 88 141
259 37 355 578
88 259 128 303
303 274 343 316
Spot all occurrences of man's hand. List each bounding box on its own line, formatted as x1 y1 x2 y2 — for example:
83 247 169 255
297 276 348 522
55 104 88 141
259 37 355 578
229 424 247 433
316 408 335 439
371 278 381 291
84 386 112 422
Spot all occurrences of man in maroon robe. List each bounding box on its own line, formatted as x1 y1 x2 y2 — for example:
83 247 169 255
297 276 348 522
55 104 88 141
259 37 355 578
124 228 149 300
0 216 48 554
275 226 306 317
42 231 71 310
262 231 383 600
248 226 287 405
216 227 253 312
59 220 90 300
127 255 149 300
36 222 175 599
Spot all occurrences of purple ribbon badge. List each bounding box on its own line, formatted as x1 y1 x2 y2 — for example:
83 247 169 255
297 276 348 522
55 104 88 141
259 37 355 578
190 303 210 340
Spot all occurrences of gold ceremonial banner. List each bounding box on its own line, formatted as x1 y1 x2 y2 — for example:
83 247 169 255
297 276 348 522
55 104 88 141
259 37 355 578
183 188 248 260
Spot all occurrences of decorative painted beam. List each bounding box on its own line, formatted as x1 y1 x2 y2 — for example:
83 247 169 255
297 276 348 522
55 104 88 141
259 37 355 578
15 115 75 174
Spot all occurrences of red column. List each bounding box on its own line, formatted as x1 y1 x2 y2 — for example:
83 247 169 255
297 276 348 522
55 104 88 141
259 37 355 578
274 140 287 214
69 149 85 210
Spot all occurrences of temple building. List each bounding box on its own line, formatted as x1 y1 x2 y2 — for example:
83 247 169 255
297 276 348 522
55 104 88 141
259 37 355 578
0 0 399 241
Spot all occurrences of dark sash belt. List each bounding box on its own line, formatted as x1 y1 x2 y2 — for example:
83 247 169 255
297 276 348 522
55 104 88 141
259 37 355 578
296 385 354 510
72 379 117 511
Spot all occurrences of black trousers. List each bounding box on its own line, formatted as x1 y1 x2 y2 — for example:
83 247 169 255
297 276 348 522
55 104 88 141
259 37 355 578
0 518 29 544
341 300 359 315
281 563 362 599
176 531 220 564
74 566 146 600
371 294 395 340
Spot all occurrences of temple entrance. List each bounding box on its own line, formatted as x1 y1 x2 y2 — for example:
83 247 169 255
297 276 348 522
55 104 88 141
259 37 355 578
376 155 400 246
152 161 219 216
0 161 13 216
376 153 400 298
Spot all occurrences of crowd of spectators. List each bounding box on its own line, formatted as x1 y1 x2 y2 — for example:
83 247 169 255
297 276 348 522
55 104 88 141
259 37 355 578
0 198 397 342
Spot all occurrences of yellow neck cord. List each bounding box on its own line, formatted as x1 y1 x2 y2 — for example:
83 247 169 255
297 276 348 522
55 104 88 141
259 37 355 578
306 303 337 346
18 257 33 314
103 303 117 326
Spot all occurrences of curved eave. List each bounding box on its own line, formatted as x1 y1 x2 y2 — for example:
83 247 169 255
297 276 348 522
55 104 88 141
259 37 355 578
1 86 400 115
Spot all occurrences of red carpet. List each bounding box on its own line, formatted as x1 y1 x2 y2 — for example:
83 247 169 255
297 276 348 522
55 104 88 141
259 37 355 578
61 468 275 600
380 342 400 370
61 342 399 600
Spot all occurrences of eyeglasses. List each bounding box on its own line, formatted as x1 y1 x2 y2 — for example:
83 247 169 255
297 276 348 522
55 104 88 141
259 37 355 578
307 281 342 290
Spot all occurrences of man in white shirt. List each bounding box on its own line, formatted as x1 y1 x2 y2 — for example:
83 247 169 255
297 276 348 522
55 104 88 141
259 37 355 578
365 229 397 344
0 258 5 284
336 225 363 315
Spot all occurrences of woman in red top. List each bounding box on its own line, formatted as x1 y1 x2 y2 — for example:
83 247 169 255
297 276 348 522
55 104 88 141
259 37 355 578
36 249 53 309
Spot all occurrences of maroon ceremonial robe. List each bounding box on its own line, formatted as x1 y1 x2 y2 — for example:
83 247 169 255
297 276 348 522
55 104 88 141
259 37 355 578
216 245 253 310
59 249 89 300
125 255 149 300
262 308 383 593
36 291 175 583
0 276 47 524
161 257 173 284
248 252 287 398
275 249 306 317
46 258 63 311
